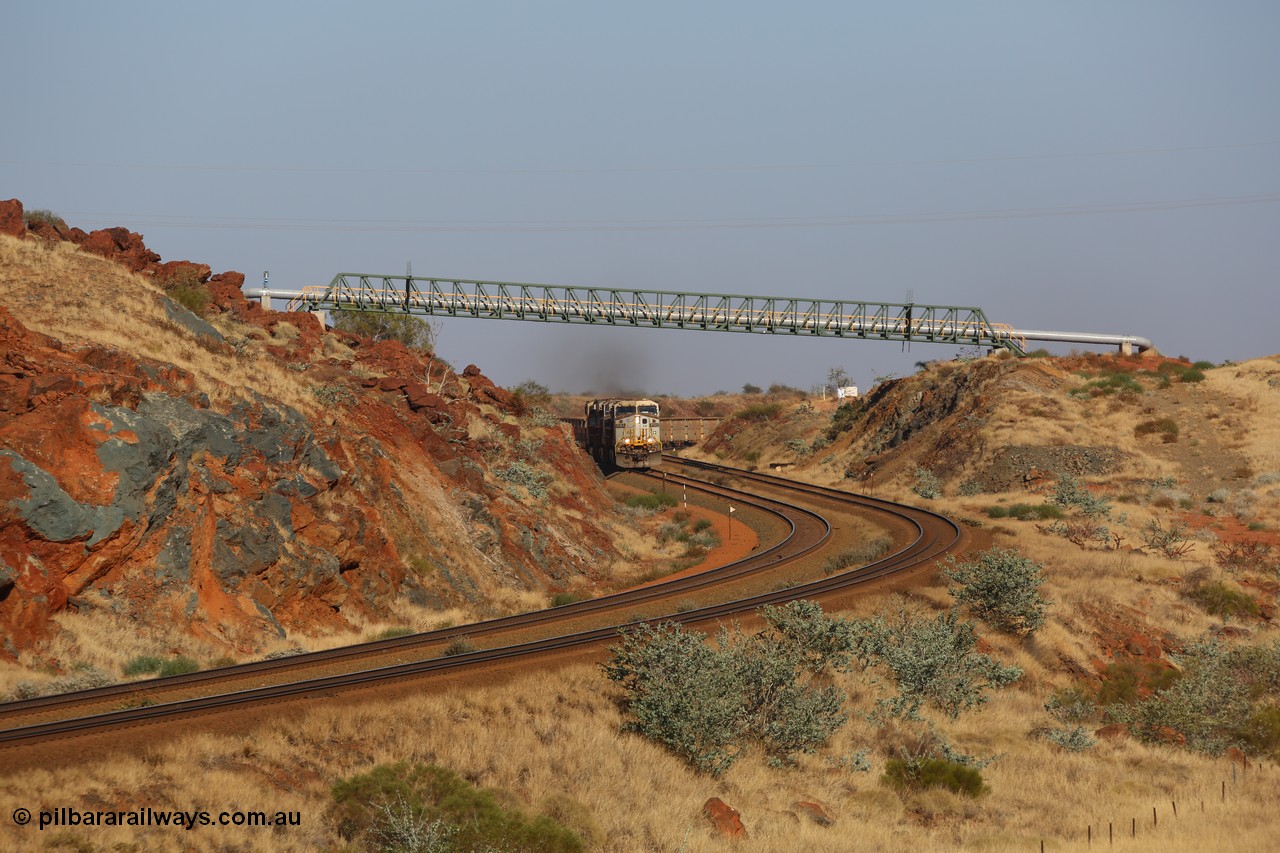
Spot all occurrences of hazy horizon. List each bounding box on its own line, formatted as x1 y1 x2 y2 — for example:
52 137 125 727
4 1 1277 395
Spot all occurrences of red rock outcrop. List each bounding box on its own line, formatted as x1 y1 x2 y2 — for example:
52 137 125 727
0 199 24 238
703 798 747 839
791 800 834 827
0 205 620 661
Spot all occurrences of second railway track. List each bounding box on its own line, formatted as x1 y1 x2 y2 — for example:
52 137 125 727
0 460 964 754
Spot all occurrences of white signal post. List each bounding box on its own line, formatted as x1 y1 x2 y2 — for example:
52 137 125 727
728 505 735 541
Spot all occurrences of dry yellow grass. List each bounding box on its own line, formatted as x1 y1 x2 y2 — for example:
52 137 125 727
1202 355 1280 475
0 234 318 413
3 655 1277 852
5 243 1279 849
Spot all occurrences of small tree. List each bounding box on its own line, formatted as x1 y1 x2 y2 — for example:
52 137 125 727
512 379 551 407
602 602 852 775
602 622 747 775
851 605 1022 723
332 310 436 351
742 383 762 394
1052 473 1113 519
1140 516 1196 559
941 547 1049 636
912 468 942 500
1110 637 1252 755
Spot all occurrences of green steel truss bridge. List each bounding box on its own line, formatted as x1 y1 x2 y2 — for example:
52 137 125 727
283 273 1031 354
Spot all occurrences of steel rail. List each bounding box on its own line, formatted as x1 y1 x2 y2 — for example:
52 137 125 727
0 474 823 726
0 461 961 748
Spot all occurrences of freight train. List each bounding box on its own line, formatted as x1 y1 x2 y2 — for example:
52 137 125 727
576 398 663 470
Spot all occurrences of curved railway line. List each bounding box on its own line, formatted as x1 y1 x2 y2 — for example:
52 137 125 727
0 460 964 756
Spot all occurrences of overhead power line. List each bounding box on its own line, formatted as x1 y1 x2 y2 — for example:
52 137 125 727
62 192 1280 234
5 140 1279 177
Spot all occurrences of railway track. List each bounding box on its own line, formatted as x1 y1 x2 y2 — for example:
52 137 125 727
0 460 962 751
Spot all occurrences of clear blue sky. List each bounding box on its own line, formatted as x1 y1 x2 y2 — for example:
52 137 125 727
4 1 1277 395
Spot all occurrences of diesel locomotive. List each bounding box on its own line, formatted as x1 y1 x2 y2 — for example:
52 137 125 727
580 398 663 469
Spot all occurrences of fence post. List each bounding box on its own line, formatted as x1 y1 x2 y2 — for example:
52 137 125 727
1172 800 1177 818
1131 817 1136 838
1153 806 1157 828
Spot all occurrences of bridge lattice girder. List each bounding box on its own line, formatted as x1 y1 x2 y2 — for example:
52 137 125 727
287 274 1027 354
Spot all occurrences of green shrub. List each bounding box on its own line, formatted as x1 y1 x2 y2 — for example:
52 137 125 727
331 310 436 351
986 503 1062 521
1238 705 1280 756
312 384 357 406
170 283 212 316
883 757 986 796
511 379 552 408
734 402 782 422
826 399 866 439
1097 660 1181 706
443 637 478 656
22 208 65 227
1157 361 1207 384
1069 369 1143 397
330 762 583 852
1052 473 1114 519
822 537 893 574
602 603 851 775
941 547 1049 636
1042 726 1097 752
9 666 115 700
1188 580 1258 619
497 462 552 499
373 627 413 641
1046 685 1098 723
551 592 584 607
1110 638 1253 754
623 491 678 511
912 468 942 500
158 657 200 677
122 655 165 677
851 606 1022 722
1135 418 1179 438
783 438 812 457
1013 503 1062 520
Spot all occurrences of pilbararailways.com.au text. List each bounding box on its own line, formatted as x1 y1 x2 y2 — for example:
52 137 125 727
23 806 301 831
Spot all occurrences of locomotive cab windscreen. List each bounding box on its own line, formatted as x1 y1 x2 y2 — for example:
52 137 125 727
583 398 662 469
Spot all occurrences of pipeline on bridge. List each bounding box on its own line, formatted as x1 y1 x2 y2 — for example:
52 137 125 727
266 272 1153 355
281 273 1029 353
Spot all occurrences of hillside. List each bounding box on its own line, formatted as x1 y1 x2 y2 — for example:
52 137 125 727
0 200 636 681
4 200 1280 850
